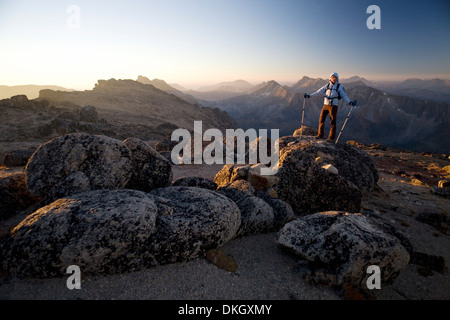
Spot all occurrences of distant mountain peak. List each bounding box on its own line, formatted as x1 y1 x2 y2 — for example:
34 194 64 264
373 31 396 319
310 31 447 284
298 76 312 81
198 80 254 93
251 80 292 98
266 80 281 86
94 78 143 91
136 75 152 83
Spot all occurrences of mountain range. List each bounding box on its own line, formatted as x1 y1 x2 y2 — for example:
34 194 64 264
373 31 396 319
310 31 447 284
0 78 235 159
1 75 449 155
38 78 234 133
196 76 450 154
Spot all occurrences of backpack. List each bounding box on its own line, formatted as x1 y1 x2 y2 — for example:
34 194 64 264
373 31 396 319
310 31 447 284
325 83 341 100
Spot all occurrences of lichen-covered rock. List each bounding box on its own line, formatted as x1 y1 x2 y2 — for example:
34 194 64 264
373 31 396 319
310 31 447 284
1 190 159 277
277 211 410 287
216 179 295 232
1 147 36 167
254 190 296 230
155 136 179 152
25 133 132 202
217 185 275 237
0 170 41 220
172 176 217 190
293 126 318 137
214 164 250 187
148 186 241 264
225 179 256 193
1 187 243 277
123 137 172 192
275 155 362 214
214 137 378 215
276 137 378 192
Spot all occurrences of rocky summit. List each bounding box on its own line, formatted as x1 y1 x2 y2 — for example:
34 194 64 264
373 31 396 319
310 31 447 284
214 131 379 215
0 128 448 299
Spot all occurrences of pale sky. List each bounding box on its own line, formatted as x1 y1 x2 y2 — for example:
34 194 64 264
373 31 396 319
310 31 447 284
0 0 449 90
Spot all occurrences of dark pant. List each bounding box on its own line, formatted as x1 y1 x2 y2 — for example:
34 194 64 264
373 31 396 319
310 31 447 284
317 104 338 140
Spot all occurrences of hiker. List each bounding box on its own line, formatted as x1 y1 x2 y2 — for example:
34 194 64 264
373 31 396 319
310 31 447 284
304 73 355 142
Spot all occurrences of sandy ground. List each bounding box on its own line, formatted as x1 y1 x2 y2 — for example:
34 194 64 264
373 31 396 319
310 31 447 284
0 153 449 300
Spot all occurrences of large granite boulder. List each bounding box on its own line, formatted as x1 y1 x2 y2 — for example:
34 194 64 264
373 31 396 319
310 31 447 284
1 187 242 277
276 136 378 192
214 138 379 215
172 176 218 190
275 145 363 214
217 186 275 237
148 186 241 264
155 136 179 152
254 190 296 230
123 137 172 192
1 190 159 277
217 180 295 236
25 133 132 202
277 211 411 287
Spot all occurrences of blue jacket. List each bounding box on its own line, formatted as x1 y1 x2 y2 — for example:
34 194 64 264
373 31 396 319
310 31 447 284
310 73 351 106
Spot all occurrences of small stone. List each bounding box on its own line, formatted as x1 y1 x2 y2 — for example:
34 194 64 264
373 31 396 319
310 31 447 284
267 188 278 198
410 178 426 186
206 249 238 272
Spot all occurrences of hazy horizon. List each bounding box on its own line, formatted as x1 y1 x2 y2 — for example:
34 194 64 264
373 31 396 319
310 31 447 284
2 74 450 93
1 0 449 91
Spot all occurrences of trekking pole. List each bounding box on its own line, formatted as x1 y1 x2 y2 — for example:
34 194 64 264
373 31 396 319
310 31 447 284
299 95 306 139
335 100 357 144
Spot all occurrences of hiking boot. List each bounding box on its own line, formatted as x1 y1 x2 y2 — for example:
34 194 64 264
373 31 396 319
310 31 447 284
327 138 335 143
315 135 324 140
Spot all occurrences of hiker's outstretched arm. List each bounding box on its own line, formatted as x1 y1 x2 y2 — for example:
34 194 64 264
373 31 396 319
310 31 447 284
309 84 327 98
